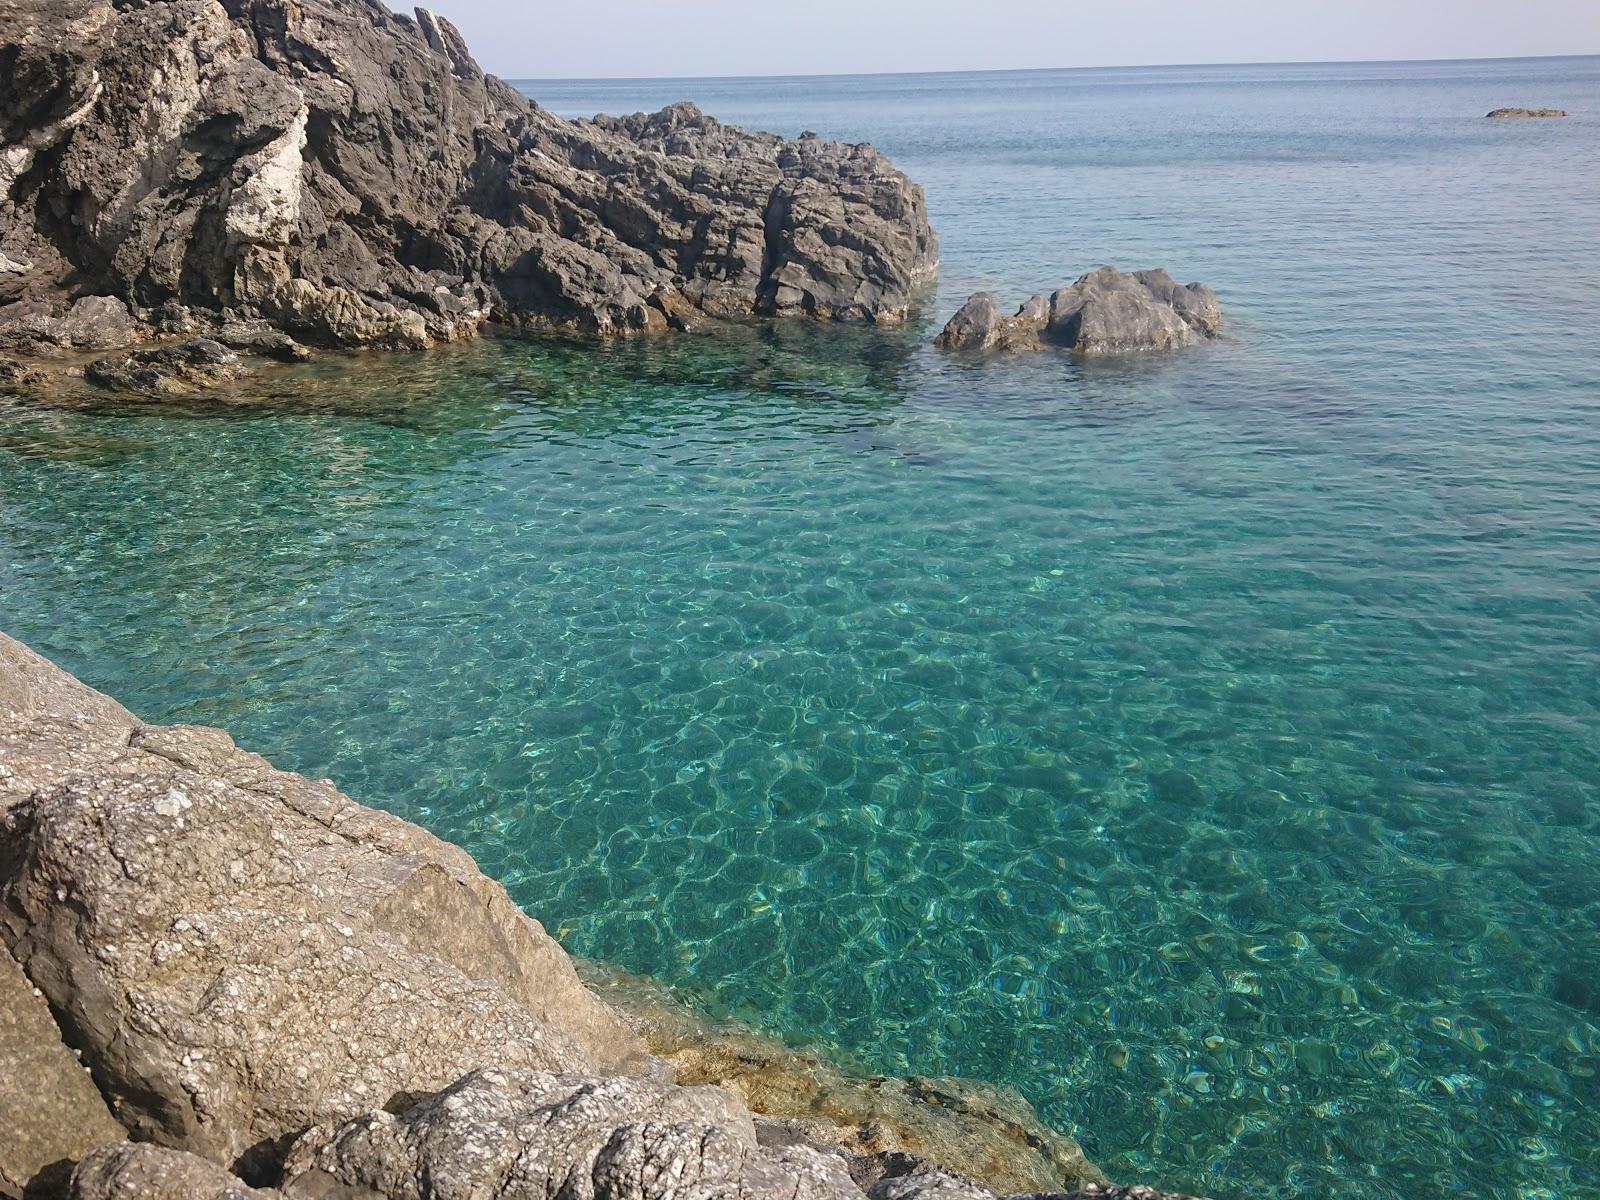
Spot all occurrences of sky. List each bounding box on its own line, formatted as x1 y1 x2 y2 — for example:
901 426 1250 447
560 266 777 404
420 0 1600 80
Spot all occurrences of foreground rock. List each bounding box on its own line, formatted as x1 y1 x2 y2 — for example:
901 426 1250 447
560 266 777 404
1485 107 1567 119
0 0 937 373
0 632 644 1179
1 631 1209 1200
935 268 1221 356
0 947 126 1198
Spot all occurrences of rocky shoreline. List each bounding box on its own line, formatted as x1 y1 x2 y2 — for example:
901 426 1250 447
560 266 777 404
1 0 937 395
0 631 1208 1200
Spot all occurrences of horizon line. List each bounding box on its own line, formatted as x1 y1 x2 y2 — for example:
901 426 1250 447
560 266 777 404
503 50 1599 85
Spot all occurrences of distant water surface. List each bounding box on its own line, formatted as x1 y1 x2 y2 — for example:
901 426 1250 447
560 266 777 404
4 57 1600 1200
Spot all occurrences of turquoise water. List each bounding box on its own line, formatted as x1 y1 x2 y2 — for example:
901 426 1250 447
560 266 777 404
4 57 1600 1200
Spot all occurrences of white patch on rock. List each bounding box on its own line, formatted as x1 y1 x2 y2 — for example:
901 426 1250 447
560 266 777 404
152 788 191 818
226 102 308 249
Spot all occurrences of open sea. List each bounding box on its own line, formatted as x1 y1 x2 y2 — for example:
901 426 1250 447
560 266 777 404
3 56 1599 1200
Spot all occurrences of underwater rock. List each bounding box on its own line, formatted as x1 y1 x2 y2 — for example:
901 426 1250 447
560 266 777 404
1485 108 1567 118
0 0 937 356
935 268 1221 356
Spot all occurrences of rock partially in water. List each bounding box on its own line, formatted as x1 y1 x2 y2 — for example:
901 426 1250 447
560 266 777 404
0 0 936 357
280 1066 866 1200
85 339 248 396
0 355 46 390
0 631 1211 1200
935 268 1221 357
1485 108 1568 119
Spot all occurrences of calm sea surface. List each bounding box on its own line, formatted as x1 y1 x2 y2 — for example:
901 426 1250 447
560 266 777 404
4 58 1599 1200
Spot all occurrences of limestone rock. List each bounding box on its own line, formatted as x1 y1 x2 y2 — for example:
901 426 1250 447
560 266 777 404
0 946 125 1199
935 268 1221 357
69 1144 276 1200
0 0 937 355
0 632 645 1177
1485 108 1567 119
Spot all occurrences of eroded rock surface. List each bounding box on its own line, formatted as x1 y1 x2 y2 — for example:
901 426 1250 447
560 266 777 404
935 268 1221 357
0 0 937 365
69 1144 277 1200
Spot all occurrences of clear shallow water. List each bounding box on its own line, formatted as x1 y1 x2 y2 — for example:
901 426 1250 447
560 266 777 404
4 57 1600 1200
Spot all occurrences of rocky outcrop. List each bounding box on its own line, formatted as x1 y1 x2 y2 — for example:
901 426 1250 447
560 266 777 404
1 631 1209 1200
1485 108 1567 119
934 268 1221 357
0 0 937 371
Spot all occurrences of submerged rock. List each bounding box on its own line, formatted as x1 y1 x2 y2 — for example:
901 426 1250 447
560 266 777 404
0 0 937 359
1485 107 1568 119
936 268 1221 356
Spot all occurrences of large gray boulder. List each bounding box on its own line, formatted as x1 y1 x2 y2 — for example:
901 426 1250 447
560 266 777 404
935 268 1221 357
0 0 937 358
0 633 645 1177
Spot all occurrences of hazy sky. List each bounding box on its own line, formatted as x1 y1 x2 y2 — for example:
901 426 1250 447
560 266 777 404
421 1 1600 80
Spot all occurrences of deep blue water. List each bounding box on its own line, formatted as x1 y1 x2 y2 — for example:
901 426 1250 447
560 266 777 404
4 58 1600 1200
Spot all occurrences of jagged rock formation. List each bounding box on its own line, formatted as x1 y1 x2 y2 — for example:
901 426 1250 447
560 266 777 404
935 268 1221 356
1485 107 1567 119
0 631 1208 1200
0 0 937 371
